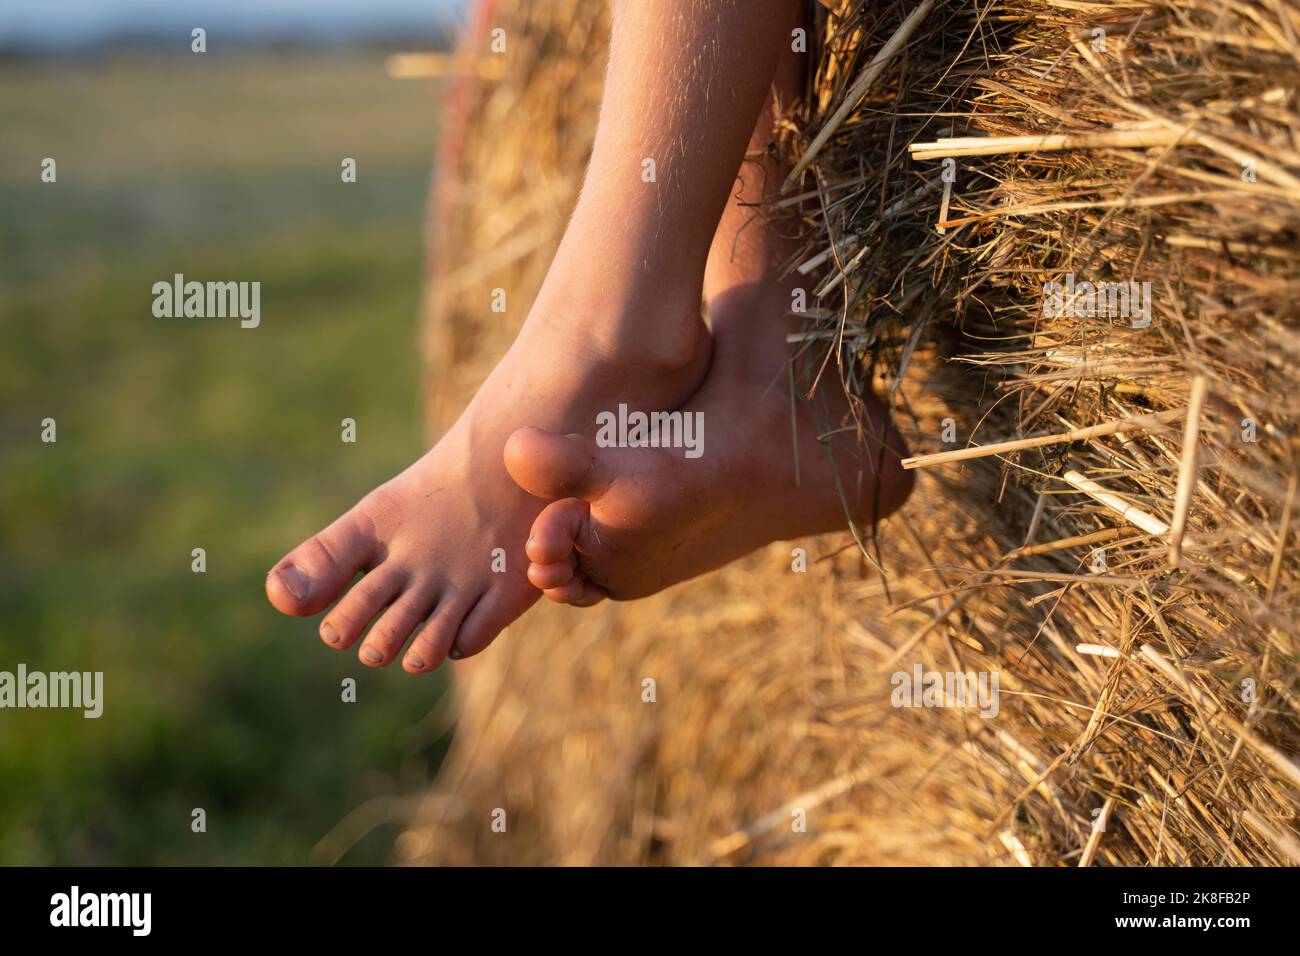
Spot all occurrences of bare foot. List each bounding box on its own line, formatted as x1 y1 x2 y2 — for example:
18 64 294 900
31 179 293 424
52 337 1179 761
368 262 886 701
504 277 914 605
266 277 709 670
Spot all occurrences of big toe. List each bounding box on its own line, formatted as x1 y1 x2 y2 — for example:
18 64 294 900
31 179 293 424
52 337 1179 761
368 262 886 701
450 584 537 661
266 506 381 616
504 426 612 501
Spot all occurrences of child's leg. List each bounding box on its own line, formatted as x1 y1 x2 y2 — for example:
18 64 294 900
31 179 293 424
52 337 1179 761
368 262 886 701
266 1 803 671
704 0 809 303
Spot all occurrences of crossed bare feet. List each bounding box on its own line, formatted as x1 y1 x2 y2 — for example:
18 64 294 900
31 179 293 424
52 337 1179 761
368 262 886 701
266 200 911 673
266 1 913 672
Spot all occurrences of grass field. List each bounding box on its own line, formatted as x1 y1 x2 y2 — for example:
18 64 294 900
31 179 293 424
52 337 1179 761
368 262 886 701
0 49 450 864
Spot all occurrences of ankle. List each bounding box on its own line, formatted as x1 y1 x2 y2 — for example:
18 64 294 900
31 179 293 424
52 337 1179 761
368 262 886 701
528 277 708 376
613 298 709 373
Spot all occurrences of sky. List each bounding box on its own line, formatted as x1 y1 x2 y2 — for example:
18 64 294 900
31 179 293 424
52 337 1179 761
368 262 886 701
0 0 468 50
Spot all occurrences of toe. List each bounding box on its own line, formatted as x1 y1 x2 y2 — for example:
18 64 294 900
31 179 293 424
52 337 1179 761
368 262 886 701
526 498 591 564
543 576 608 607
527 559 575 590
504 426 613 501
525 499 607 605
450 585 535 660
318 567 404 651
402 595 474 673
267 507 382 616
357 584 437 668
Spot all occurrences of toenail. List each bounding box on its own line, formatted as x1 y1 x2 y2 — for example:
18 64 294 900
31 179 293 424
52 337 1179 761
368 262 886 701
448 647 463 660
277 565 309 600
320 622 341 645
406 654 425 671
361 645 383 664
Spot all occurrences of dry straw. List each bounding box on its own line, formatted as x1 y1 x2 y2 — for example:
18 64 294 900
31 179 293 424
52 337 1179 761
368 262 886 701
396 0 1299 866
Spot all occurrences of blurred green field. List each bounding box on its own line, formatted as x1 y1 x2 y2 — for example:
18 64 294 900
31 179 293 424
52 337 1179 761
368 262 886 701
0 50 451 864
